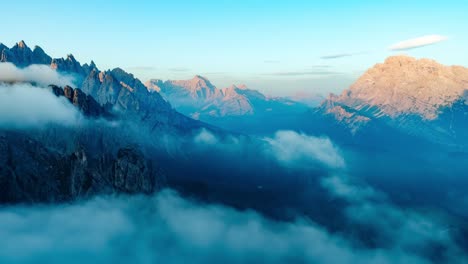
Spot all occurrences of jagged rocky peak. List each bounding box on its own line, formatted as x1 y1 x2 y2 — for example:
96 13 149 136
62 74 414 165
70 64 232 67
32 45 52 65
0 40 66 68
330 55 468 119
145 79 164 92
187 75 217 91
15 40 28 49
111 67 135 80
2 40 34 66
82 60 98 74
51 53 85 75
161 75 222 100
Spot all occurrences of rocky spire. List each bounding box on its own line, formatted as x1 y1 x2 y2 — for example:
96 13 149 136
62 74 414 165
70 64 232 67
16 40 27 49
32 45 52 65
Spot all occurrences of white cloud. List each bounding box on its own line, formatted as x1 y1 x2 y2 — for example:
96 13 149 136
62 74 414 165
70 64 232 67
0 83 81 128
0 190 450 264
194 128 219 145
264 131 345 169
0 62 75 87
389 35 448 51
320 53 355 59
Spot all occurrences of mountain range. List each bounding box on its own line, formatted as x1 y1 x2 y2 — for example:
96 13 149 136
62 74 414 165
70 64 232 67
146 55 468 149
0 41 213 203
2 40 468 204
146 76 309 133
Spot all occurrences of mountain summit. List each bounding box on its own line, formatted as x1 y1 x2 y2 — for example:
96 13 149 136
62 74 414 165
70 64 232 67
318 55 468 146
146 76 308 127
332 55 468 120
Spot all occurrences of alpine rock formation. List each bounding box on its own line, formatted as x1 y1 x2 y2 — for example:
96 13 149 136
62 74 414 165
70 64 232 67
313 55 468 150
146 76 309 134
0 40 205 132
0 41 210 203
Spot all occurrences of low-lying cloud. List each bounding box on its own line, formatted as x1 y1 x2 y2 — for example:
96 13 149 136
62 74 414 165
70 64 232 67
0 109 465 263
0 83 81 128
322 174 465 263
1 189 463 264
265 130 345 170
389 35 448 51
0 62 75 87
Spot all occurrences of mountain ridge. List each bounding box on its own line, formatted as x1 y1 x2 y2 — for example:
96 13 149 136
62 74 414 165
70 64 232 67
0 40 209 133
146 76 308 120
316 55 468 147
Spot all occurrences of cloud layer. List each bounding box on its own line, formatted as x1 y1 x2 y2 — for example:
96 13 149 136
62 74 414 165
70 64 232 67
0 83 82 129
389 35 448 51
0 189 460 264
0 62 75 87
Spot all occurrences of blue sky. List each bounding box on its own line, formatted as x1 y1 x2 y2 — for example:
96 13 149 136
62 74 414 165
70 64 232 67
1 0 467 96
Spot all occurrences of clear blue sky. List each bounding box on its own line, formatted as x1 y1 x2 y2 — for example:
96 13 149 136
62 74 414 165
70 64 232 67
1 0 467 96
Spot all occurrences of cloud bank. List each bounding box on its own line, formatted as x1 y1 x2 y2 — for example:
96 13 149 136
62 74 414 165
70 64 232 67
0 83 81 129
0 62 75 87
0 127 465 263
389 35 448 51
0 189 461 264
265 130 345 170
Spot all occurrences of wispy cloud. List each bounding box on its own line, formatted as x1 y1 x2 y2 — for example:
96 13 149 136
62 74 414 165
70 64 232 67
0 62 75 87
0 63 81 128
310 65 332 68
0 83 82 129
320 52 365 60
389 35 448 51
125 66 156 71
320 53 355 59
265 70 342 77
201 72 227 75
168 67 191 72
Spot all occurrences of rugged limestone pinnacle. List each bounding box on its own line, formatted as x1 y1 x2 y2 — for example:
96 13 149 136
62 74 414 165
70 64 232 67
332 55 468 120
17 40 27 48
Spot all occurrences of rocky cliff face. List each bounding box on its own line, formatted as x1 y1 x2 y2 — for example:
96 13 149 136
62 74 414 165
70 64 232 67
316 55 468 147
0 41 210 203
50 85 111 117
0 130 162 203
334 56 468 120
0 80 167 203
